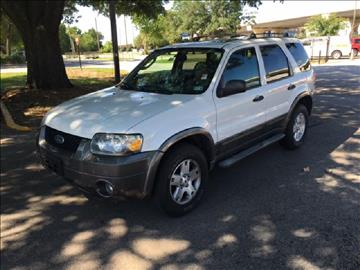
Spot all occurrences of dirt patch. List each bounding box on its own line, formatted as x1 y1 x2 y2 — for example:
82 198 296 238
1 83 113 128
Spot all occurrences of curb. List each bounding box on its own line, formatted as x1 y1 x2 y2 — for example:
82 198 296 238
0 101 32 131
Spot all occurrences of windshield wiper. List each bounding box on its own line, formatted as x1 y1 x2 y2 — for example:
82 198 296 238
118 81 134 90
140 88 173 95
151 89 173 95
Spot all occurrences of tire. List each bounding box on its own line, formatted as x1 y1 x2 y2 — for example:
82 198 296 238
280 105 309 150
331 50 342 59
154 143 208 217
353 49 359 57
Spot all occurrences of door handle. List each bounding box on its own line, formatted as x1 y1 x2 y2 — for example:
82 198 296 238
253 95 264 102
288 84 296 90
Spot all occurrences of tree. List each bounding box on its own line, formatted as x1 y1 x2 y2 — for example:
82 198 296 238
133 0 262 48
0 12 23 56
1 1 72 89
59 23 71 53
1 0 165 90
305 13 346 36
66 26 82 53
79 28 103 51
133 14 168 53
100 41 112 53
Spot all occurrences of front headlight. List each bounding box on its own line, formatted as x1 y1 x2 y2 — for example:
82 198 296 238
90 133 143 156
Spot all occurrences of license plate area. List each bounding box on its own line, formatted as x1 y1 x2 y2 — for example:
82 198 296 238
44 154 64 176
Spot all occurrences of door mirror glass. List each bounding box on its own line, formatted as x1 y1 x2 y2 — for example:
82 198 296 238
219 80 246 97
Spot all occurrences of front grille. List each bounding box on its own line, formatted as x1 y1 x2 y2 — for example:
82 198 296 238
45 126 83 153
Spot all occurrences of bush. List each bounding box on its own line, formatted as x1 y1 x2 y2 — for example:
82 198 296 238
100 41 112 53
1 52 26 64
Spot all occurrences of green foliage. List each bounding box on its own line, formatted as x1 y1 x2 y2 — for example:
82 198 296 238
305 13 346 36
133 14 169 52
59 24 103 53
133 0 262 50
100 41 113 53
79 28 103 51
0 52 25 64
79 0 165 18
0 12 23 55
59 24 71 53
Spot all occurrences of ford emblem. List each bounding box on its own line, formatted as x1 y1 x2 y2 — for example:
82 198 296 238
54 134 65 144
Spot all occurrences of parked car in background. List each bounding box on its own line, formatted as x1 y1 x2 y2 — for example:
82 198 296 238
38 37 315 216
302 36 352 59
351 37 360 56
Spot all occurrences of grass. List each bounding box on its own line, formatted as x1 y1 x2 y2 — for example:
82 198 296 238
0 68 128 92
0 73 27 92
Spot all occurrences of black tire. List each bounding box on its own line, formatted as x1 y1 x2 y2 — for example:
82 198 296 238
280 105 309 150
353 49 359 57
331 50 342 59
154 143 208 217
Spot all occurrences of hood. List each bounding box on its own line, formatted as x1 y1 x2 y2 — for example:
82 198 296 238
43 87 192 139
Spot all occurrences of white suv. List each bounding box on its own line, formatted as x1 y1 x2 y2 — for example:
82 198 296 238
38 38 315 216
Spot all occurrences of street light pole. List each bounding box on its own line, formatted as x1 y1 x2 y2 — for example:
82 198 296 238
75 37 82 70
109 0 120 83
95 17 100 52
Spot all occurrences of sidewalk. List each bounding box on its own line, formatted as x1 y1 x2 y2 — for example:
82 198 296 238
0 59 142 74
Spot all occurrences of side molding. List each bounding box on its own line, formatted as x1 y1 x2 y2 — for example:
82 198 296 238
159 127 215 153
143 128 216 196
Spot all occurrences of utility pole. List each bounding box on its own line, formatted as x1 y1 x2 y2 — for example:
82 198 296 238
350 0 357 60
95 17 100 52
109 0 120 82
124 15 128 47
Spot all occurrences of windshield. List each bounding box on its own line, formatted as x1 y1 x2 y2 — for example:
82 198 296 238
119 48 223 95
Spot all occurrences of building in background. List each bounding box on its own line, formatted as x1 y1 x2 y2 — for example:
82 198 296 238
241 0 359 38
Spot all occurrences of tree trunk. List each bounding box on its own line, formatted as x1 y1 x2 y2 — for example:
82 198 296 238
1 1 72 89
6 23 11 56
69 35 76 54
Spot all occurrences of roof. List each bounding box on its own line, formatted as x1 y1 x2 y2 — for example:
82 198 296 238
162 37 300 51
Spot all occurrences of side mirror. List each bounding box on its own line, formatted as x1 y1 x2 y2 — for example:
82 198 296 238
218 80 246 97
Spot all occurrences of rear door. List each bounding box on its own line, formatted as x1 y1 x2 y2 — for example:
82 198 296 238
259 43 294 124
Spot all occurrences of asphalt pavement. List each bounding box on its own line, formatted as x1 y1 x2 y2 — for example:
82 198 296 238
1 61 359 270
0 58 142 74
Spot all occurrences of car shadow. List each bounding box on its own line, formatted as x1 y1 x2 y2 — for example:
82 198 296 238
1 64 359 269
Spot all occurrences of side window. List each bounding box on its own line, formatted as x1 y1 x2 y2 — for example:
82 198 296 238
219 47 261 93
286 42 311 71
260 44 291 83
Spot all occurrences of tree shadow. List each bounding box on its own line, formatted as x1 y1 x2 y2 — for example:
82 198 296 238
1 64 359 269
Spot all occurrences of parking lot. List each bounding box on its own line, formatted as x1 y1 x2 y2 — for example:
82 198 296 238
1 62 359 270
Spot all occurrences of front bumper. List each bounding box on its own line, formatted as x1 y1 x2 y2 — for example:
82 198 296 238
37 127 162 198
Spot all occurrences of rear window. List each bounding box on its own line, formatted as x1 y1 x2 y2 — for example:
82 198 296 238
286 42 311 71
260 44 291 83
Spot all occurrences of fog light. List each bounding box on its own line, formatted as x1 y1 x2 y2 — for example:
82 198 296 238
96 180 114 198
105 182 114 194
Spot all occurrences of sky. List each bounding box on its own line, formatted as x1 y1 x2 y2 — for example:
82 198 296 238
72 1 358 44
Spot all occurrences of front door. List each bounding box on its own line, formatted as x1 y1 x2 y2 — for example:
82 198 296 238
214 46 267 149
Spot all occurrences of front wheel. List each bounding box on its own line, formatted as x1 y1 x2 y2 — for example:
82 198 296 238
154 143 208 217
281 105 309 150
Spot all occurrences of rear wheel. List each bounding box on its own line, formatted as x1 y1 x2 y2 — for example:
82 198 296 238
331 50 342 59
154 143 208 216
281 105 309 150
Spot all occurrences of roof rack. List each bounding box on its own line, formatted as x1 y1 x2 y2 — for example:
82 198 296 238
185 31 292 43
248 32 291 39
